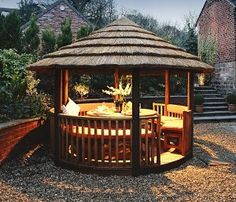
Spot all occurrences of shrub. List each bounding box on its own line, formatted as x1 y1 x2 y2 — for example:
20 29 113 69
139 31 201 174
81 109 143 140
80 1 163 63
227 94 236 104
57 18 72 48
0 49 51 122
41 28 56 55
194 94 204 105
77 25 93 39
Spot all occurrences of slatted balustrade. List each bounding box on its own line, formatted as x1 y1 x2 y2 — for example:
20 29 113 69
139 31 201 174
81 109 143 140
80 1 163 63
58 114 160 169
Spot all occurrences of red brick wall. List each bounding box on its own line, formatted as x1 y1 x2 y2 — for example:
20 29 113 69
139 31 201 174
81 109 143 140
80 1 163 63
197 0 236 64
23 1 88 41
0 119 43 164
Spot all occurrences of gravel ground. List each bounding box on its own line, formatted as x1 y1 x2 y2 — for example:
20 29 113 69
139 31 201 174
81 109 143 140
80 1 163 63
0 122 235 201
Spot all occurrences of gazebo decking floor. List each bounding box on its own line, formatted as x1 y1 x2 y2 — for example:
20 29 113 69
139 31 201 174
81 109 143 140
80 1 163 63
160 151 184 165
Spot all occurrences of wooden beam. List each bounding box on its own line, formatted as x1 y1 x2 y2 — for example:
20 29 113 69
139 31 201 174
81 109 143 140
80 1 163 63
132 68 140 177
187 72 194 110
164 70 170 116
54 69 62 164
62 69 69 105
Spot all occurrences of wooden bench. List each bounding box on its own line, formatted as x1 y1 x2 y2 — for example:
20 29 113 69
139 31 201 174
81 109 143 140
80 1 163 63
153 103 192 155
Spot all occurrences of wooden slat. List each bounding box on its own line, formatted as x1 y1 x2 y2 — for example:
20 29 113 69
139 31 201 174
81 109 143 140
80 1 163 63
65 117 69 161
115 120 119 166
108 120 112 167
75 119 79 162
81 119 85 163
165 70 170 116
94 120 98 164
123 120 126 164
101 120 105 164
145 120 148 165
88 119 91 164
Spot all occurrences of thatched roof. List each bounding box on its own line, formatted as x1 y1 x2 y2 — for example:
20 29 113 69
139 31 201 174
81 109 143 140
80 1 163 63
28 17 213 73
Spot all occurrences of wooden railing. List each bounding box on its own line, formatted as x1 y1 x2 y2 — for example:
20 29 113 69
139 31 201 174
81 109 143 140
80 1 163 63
57 115 161 169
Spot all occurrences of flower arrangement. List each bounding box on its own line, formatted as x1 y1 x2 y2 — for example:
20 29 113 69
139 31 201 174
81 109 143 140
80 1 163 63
102 82 132 102
74 83 89 99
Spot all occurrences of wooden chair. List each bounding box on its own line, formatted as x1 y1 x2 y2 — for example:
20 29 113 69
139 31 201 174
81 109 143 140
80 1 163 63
153 103 192 155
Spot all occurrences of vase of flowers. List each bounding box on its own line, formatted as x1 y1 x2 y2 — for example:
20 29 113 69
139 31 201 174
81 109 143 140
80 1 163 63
102 81 132 113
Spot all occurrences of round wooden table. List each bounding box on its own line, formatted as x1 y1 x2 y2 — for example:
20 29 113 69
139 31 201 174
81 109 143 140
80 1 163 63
86 108 157 118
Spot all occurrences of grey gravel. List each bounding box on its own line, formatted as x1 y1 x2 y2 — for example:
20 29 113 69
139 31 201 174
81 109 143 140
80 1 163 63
0 122 235 201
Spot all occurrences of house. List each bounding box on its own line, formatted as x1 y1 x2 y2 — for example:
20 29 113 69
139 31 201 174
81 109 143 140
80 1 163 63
0 7 18 16
21 0 90 40
196 0 236 94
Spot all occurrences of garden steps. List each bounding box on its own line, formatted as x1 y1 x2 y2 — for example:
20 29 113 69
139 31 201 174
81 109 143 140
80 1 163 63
193 85 236 122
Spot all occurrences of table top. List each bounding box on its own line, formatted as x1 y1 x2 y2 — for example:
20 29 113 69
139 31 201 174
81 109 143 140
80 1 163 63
87 108 157 118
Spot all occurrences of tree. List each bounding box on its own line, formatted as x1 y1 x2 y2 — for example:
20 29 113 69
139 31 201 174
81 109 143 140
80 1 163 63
77 25 93 39
2 12 22 51
23 15 40 53
41 28 56 54
0 14 5 49
123 10 159 33
57 18 73 48
198 36 216 65
182 13 198 55
18 0 41 25
72 0 118 28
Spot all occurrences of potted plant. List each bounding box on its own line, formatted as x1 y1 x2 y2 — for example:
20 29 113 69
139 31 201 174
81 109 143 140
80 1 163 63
227 93 236 111
194 94 204 113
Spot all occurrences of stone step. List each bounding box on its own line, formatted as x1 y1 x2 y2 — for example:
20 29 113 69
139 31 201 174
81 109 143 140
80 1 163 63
204 97 225 102
194 111 236 117
203 102 228 106
194 86 215 90
194 89 217 94
203 106 228 111
194 115 236 122
202 94 222 97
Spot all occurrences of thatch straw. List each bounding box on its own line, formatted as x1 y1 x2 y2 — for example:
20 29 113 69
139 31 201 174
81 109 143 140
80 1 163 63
28 17 214 73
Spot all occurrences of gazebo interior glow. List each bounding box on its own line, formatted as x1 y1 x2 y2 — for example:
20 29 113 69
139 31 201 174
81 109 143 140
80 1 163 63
28 18 213 176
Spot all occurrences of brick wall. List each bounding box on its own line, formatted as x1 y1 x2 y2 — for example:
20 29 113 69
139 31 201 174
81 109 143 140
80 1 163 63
198 0 236 64
25 1 88 40
197 0 236 94
0 118 44 165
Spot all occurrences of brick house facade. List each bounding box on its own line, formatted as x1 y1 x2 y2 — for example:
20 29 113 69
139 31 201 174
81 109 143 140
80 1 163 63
197 0 236 94
21 0 89 40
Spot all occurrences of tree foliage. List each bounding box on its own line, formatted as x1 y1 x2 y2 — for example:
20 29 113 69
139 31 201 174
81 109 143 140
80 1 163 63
72 0 118 28
18 0 41 25
0 49 51 122
23 15 40 53
198 36 217 65
41 28 56 55
57 18 73 48
77 25 93 39
0 12 22 51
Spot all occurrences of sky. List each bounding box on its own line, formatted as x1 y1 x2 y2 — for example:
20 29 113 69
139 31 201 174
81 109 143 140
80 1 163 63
0 0 206 27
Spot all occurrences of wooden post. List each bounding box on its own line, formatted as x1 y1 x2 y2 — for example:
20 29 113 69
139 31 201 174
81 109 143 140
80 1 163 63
62 69 69 105
164 70 170 116
114 68 119 88
132 68 140 177
187 71 194 157
187 71 194 110
114 68 119 101
54 69 62 164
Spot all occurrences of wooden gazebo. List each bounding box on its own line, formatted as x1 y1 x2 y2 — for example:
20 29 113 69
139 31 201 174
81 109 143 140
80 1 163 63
28 17 213 176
